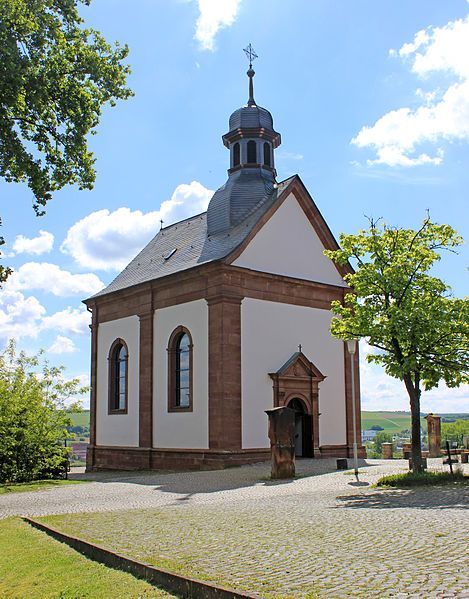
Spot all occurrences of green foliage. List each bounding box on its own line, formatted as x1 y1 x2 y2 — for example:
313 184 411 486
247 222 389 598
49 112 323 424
0 0 133 207
0 340 88 483
373 431 393 456
0 0 133 281
441 419 469 447
375 470 468 488
325 217 469 472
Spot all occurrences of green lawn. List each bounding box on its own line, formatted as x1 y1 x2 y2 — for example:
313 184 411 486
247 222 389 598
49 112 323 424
0 480 87 495
0 518 177 598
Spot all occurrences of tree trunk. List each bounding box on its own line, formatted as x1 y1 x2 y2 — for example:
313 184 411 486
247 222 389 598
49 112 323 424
404 374 424 473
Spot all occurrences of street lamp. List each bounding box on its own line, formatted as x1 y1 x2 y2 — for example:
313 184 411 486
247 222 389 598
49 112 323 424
346 339 359 479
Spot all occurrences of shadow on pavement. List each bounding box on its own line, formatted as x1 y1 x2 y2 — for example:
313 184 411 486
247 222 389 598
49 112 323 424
335 486 469 510
68 458 374 499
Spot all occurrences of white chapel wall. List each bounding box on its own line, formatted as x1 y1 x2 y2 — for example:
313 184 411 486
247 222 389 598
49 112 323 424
233 192 346 287
241 298 346 449
96 315 140 447
153 299 209 449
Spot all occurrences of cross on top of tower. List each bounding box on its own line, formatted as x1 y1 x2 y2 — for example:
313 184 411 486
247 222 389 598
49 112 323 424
243 43 258 69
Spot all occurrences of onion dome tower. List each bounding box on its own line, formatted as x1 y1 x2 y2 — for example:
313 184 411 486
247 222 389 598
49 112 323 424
207 45 281 235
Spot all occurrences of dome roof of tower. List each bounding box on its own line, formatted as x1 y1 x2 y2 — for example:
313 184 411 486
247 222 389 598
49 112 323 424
229 104 274 130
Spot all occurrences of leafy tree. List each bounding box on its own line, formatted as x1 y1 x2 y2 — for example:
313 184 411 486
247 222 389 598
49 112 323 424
372 431 393 457
325 218 469 473
441 419 469 448
0 340 88 483
0 0 133 277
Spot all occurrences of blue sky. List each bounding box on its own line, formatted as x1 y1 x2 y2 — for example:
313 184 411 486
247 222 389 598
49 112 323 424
1 0 468 412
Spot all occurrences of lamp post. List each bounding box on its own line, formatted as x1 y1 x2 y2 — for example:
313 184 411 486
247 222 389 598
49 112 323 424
346 339 359 479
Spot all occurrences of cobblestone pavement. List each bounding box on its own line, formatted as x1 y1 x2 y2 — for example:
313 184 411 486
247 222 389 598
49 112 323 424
2 459 468 598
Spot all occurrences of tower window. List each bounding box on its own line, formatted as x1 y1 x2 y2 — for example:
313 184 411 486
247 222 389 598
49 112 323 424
168 326 193 411
247 140 257 163
263 142 271 167
233 142 240 167
108 339 128 414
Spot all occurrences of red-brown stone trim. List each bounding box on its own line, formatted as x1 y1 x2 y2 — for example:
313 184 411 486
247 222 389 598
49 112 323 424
167 326 193 413
208 293 243 451
88 445 270 471
138 307 154 447
269 352 324 457
107 338 129 415
88 306 98 462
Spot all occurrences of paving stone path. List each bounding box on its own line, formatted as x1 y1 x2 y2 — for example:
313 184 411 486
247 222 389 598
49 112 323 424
2 459 468 598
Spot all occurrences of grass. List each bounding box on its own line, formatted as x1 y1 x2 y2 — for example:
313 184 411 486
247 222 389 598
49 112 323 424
0 518 177 598
375 470 469 488
0 479 87 495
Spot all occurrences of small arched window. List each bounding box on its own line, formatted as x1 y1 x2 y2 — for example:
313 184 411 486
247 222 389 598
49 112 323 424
233 142 240 167
247 140 257 163
108 339 128 414
263 142 271 166
168 327 193 411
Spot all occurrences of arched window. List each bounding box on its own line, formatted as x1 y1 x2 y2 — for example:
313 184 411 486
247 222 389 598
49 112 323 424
168 327 193 411
108 339 128 413
263 142 271 166
247 140 257 163
233 142 240 167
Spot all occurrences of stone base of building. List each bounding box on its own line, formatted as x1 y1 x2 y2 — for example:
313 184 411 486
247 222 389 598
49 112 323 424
86 444 366 472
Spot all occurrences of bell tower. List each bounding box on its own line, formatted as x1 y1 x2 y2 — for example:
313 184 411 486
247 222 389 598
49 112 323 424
207 45 282 235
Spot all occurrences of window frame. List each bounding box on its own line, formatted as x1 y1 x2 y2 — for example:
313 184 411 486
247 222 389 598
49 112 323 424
263 141 271 167
108 338 129 415
233 142 240 167
167 326 194 413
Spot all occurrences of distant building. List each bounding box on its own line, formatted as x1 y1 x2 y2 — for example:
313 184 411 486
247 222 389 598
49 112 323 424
362 429 378 442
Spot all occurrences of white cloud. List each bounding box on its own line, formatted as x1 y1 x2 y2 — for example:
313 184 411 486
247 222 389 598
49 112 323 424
7 262 104 297
41 307 91 336
360 356 469 413
352 14 469 167
61 180 213 271
194 0 242 51
48 335 77 354
0 289 46 341
11 230 54 256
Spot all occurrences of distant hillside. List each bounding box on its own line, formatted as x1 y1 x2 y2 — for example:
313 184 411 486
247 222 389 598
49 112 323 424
68 411 90 427
361 411 469 433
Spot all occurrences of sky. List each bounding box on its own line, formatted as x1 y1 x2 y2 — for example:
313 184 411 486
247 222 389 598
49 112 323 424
1 0 468 413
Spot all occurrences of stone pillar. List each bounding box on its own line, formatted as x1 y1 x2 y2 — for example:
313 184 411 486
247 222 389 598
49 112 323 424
265 407 295 479
381 442 393 459
86 305 98 472
207 294 243 450
138 309 154 451
425 413 441 457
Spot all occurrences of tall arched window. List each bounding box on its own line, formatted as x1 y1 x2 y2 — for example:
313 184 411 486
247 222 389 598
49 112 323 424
247 140 257 163
263 142 271 166
233 142 240 167
168 326 193 411
108 339 128 413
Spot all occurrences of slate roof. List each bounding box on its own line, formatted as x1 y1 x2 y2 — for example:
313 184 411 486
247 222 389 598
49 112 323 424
88 176 296 300
229 104 274 130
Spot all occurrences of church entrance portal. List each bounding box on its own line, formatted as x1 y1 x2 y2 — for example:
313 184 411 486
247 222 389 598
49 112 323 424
288 398 313 458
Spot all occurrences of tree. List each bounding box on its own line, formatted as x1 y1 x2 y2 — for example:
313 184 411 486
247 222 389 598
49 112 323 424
0 340 88 483
325 218 469 473
372 431 393 457
0 0 133 276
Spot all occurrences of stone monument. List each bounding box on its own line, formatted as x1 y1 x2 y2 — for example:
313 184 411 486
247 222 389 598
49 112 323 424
425 413 441 457
265 406 295 479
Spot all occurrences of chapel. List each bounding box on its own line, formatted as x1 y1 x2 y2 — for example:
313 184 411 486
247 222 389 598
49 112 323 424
84 52 364 471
